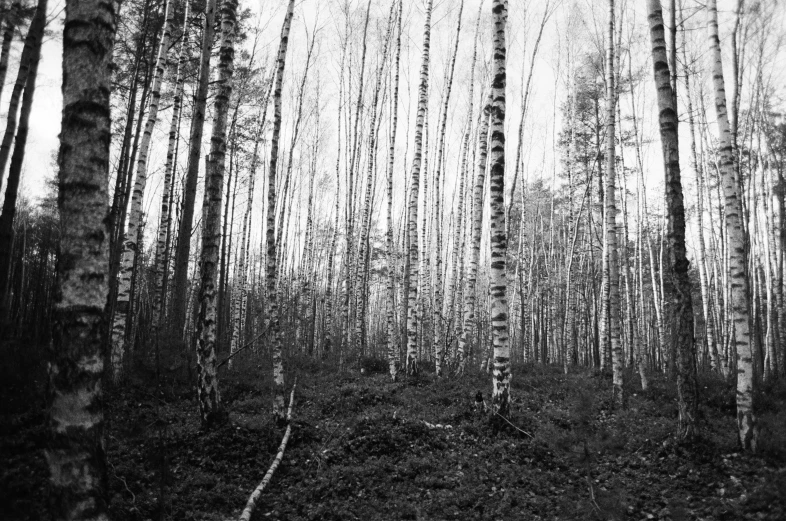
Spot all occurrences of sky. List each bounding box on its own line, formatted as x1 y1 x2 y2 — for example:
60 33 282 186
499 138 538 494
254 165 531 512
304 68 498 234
5 0 786 269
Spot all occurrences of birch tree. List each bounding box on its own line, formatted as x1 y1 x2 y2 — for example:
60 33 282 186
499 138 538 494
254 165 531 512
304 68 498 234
647 0 698 438
171 0 218 336
405 0 433 377
46 0 116 516
603 0 624 407
433 0 463 377
153 0 191 328
194 0 238 426
267 0 295 422
489 0 510 417
386 0 402 381
110 0 176 379
0 0 47 328
707 0 756 450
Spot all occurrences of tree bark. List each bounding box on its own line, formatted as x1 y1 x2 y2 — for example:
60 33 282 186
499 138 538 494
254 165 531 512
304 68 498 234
170 0 218 337
647 0 698 439
386 0 403 381
266 0 295 422
489 0 510 417
603 0 624 407
47 0 116 516
707 0 756 450
0 0 46 328
405 0 433 377
110 0 177 380
0 0 47 193
195 0 238 427
153 0 191 328
0 0 21 107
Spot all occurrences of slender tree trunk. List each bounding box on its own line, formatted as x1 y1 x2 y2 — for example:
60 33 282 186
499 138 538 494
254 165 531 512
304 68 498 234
110 0 176 379
323 40 343 357
405 0 433 377
707 0 756 450
154 0 191 328
108 38 155 330
0 0 21 107
386 0 402 381
459 97 491 375
488 0 509 416
0 0 47 193
0 0 46 328
266 0 295 422
195 0 238 426
171 0 218 336
47 0 116 516
229 117 262 367
354 3 395 359
431 0 463 377
341 0 373 357
604 0 624 407
647 0 698 439
682 13 721 375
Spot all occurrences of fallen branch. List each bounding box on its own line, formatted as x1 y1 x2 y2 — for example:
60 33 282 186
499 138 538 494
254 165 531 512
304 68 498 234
217 326 270 370
238 378 297 521
495 412 533 438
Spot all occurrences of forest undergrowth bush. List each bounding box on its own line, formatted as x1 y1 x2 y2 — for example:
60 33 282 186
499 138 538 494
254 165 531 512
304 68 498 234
3 356 786 520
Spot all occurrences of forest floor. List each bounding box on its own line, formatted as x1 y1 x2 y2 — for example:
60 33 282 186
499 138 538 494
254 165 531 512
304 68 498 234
2 355 786 521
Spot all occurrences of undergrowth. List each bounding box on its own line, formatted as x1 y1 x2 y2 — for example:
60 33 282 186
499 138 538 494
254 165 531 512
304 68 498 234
1 356 785 520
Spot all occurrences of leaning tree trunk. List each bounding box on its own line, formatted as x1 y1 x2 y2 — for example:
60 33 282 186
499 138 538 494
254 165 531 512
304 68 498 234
405 0 433 377
0 0 21 107
0 0 46 194
603 0 624 408
647 0 698 439
707 0 756 450
489 0 510 417
266 0 295 422
0 0 46 329
171 0 218 337
46 0 116 517
153 0 191 328
195 0 238 427
110 0 176 380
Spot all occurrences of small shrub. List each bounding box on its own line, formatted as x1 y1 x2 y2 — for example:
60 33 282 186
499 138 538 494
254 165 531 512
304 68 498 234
359 356 389 374
289 354 323 375
698 371 735 416
758 410 786 463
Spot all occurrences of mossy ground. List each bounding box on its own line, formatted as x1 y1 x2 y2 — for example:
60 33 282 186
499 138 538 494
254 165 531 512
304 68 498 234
1 354 785 520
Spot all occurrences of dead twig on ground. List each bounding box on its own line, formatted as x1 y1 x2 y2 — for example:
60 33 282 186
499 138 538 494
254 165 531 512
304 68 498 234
494 412 533 438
